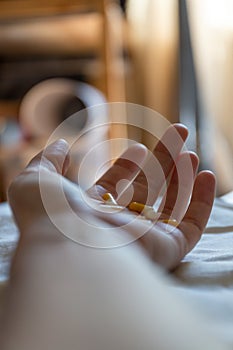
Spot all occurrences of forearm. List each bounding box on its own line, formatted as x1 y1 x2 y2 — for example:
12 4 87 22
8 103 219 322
0 220 226 350
0 224 152 349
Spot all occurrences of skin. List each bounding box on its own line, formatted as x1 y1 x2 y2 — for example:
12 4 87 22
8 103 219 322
0 124 224 350
93 123 216 269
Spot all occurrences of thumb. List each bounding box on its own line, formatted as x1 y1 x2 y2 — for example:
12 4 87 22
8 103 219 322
27 139 70 175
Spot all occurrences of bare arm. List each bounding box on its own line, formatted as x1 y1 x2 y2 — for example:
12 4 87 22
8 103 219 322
0 127 226 350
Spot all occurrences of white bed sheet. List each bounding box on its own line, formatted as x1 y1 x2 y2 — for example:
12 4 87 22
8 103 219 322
174 192 233 347
0 193 233 346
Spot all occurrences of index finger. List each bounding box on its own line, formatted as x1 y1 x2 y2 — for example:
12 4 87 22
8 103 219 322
130 124 188 205
92 144 148 200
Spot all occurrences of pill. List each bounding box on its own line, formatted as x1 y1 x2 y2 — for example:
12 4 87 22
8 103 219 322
160 219 179 227
99 204 125 212
128 202 160 220
102 192 117 205
143 207 161 221
128 202 145 213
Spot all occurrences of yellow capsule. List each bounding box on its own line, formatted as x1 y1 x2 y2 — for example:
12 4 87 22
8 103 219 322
102 192 117 205
160 219 179 227
128 202 145 213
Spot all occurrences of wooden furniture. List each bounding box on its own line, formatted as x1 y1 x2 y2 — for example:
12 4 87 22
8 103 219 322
0 0 128 200
0 0 127 102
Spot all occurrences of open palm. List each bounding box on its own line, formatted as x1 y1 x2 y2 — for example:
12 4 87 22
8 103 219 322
8 124 215 270
90 124 215 269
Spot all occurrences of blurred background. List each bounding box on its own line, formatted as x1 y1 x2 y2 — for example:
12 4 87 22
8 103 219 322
0 0 232 200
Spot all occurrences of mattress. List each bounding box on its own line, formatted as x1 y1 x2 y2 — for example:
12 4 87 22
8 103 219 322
0 193 233 347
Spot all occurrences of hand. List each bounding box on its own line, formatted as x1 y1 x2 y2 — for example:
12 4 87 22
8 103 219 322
8 124 216 270
92 123 216 269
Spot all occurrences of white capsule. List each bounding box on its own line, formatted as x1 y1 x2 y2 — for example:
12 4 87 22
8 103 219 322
102 193 118 205
143 207 161 221
99 204 124 213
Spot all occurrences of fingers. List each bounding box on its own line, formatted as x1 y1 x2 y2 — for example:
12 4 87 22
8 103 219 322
158 152 199 221
130 124 188 205
93 144 148 199
178 171 216 253
26 139 70 175
131 171 216 270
